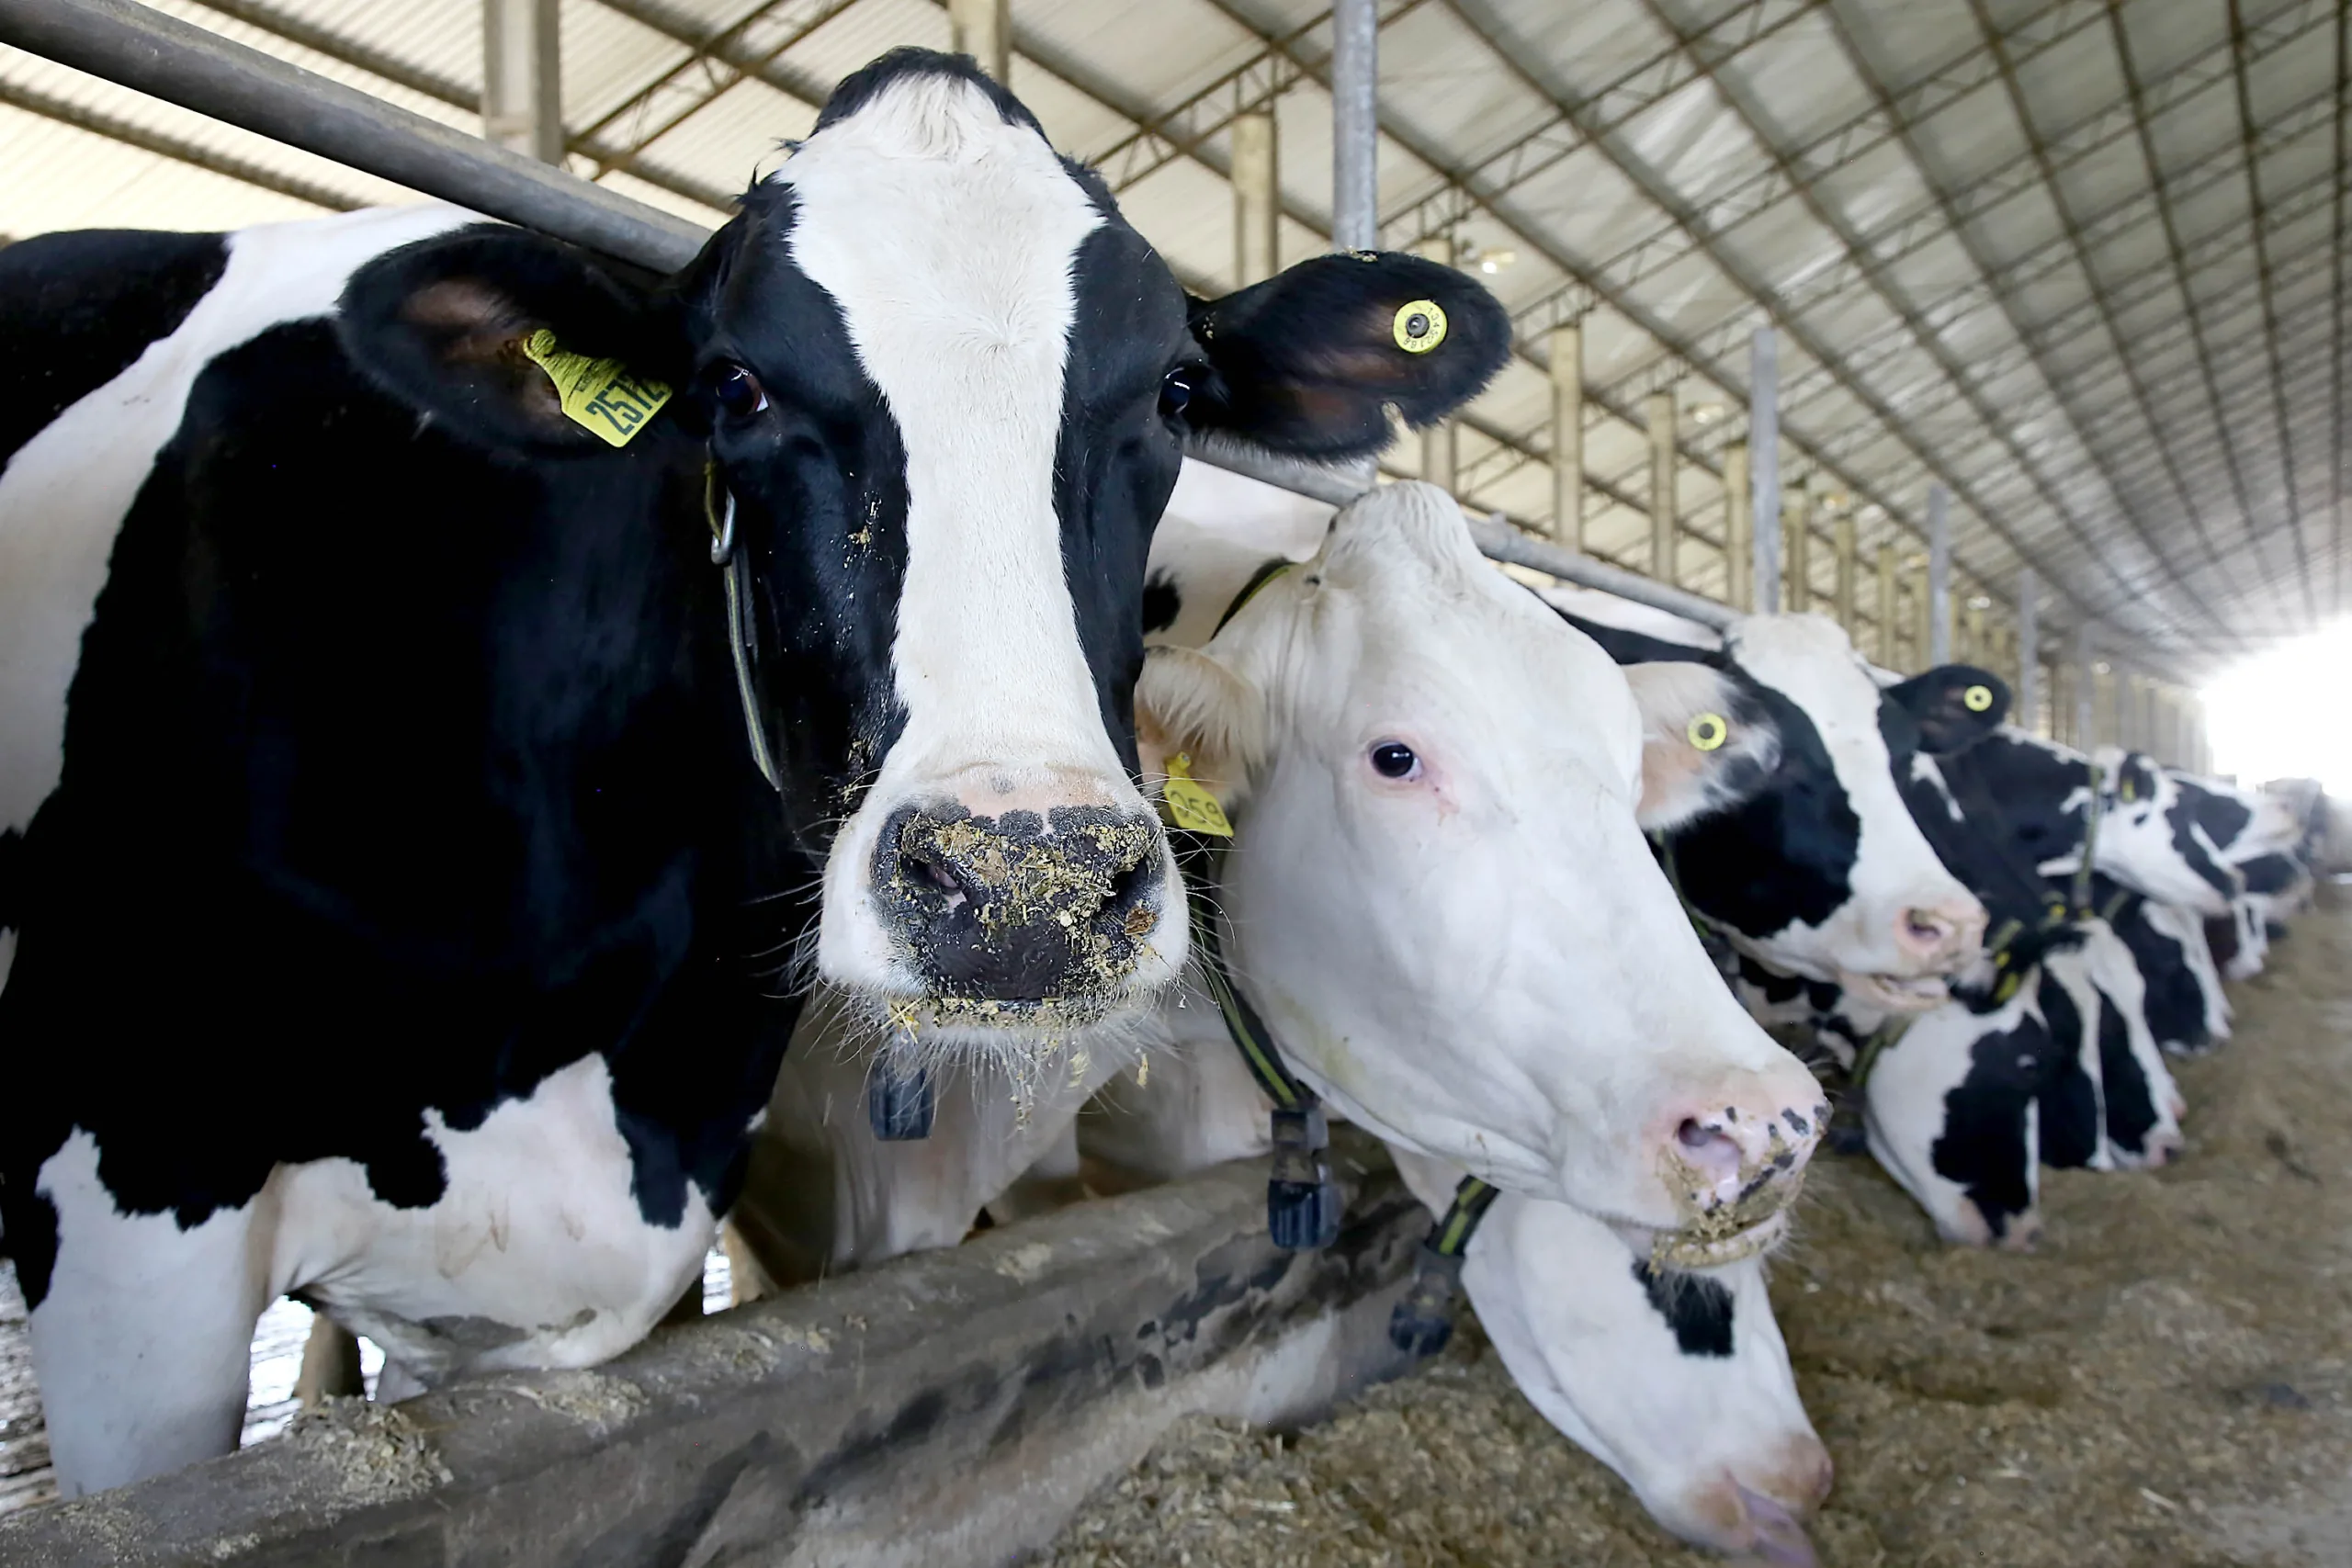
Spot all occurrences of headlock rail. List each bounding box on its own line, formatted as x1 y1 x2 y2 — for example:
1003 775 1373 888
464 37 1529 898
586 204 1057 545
0 0 1738 634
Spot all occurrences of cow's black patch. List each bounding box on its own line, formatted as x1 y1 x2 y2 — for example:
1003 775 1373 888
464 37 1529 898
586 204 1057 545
1140 570 1181 635
2093 979 2160 1157
0 228 228 470
2099 880 2211 1054
2174 775 2252 853
2237 852 2303 897
2031 974 2104 1168
1631 1260 1735 1358
1929 1003 2055 1238
1736 953 1807 1006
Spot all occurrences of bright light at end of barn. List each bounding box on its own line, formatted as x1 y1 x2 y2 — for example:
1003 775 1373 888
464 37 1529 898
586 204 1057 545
2203 621 2352 790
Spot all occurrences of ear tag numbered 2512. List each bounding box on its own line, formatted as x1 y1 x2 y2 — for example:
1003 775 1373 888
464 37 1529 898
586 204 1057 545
522 329 673 448
1161 752 1234 837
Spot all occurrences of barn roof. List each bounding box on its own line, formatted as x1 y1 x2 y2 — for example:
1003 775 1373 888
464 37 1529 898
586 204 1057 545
0 0 2341 679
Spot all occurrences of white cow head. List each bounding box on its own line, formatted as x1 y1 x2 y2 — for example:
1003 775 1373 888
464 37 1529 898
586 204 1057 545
1391 1151 1830 1562
1136 483 1825 1255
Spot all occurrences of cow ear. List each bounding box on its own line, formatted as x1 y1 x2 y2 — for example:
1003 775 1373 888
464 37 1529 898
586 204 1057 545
1889 665 2008 754
338 227 685 454
1623 661 1777 831
1136 645 1266 816
1182 252 1510 461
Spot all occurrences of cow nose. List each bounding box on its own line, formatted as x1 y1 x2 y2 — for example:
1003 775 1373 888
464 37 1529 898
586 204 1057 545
875 802 1166 1002
1893 897 1985 963
1660 1072 1828 1217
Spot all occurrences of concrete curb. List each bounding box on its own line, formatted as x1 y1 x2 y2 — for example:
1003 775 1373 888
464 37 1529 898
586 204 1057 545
0 1134 1422 1567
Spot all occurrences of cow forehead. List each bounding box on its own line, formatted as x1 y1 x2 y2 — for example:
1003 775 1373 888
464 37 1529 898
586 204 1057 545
1720 615 1882 739
774 73 1107 377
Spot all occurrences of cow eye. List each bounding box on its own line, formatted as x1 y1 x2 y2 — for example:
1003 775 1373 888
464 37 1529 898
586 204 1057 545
711 364 768 419
1159 367 1194 418
1369 740 1419 779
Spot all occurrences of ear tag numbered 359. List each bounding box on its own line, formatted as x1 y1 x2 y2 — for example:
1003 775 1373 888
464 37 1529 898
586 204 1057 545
1161 752 1234 837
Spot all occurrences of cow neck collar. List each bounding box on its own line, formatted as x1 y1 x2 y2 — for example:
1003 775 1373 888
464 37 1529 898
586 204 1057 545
1388 1174 1500 1359
705 465 783 795
1171 830 1342 1252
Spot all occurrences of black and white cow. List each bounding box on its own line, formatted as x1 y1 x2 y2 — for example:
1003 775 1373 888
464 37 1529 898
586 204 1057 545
0 51 1510 1495
1956 735 2240 918
1544 605 1997 1014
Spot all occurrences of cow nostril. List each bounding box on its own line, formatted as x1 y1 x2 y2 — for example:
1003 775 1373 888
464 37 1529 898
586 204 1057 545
1902 909 1951 948
1674 1117 1744 1184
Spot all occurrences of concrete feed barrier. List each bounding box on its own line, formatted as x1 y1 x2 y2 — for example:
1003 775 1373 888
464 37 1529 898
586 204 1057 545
0 1134 1422 1567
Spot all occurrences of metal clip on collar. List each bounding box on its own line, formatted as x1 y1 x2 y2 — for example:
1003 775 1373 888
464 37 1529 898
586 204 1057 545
1389 1176 1500 1356
1180 836 1342 1250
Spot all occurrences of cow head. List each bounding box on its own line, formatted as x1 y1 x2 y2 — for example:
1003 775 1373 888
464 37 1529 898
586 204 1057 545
337 51 1508 1056
1135 484 1824 1251
1388 1151 1829 1563
1561 611 1995 1014
2083 747 2240 915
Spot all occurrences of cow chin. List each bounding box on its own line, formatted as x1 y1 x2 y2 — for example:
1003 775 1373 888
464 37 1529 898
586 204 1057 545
1837 969 1951 1013
1646 1198 1797 1271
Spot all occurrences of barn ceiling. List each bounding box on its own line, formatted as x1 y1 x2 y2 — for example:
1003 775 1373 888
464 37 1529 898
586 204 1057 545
0 0 2343 678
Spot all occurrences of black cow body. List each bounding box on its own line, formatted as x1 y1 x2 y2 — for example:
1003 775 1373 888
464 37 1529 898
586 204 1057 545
0 51 1511 1497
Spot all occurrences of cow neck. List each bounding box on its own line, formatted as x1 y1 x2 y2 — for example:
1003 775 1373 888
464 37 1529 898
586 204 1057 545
2071 758 2106 919
1171 829 1341 1252
704 466 782 795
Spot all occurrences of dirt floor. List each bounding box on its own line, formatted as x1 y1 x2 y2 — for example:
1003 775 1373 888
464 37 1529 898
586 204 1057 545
1045 885 2352 1568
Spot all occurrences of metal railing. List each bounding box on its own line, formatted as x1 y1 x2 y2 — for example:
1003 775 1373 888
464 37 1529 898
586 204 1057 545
0 0 1736 632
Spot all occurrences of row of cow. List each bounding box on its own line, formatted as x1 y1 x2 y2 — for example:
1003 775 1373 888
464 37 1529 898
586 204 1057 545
0 44 2315 1566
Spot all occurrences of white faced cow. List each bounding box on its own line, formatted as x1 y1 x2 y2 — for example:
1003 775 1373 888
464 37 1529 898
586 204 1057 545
724 480 1828 1291
0 52 1512 1495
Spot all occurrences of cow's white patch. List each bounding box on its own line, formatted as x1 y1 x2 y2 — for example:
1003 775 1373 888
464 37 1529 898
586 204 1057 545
1910 752 1965 821
781 75 1182 1003
273 1054 715 1387
28 1132 269 1495
0 206 475 897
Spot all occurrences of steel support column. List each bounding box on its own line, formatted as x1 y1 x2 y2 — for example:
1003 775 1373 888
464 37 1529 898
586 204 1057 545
1875 542 1897 668
2075 623 2097 750
948 0 1011 81
1648 389 1678 586
1329 0 1379 251
1749 327 1780 615
1782 479 1809 614
1551 323 1583 551
2017 566 2040 735
1910 558 1930 674
1230 110 1279 288
1964 598 1985 668
483 0 560 164
1927 482 1951 665
1833 508 1857 633
1724 441 1750 610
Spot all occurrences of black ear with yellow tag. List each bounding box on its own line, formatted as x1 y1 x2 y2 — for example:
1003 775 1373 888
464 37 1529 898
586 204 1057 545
1886 665 2009 755
1182 251 1510 460
340 226 685 455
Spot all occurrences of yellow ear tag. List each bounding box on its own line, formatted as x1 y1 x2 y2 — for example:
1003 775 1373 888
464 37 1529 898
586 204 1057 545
1393 299 1449 354
1687 712 1729 751
1160 751 1233 837
1995 970 2020 1003
2120 777 2137 803
521 328 673 448
1963 684 1994 713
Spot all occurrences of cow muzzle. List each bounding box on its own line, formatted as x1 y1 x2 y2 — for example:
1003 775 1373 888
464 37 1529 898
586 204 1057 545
870 799 1170 1016
1647 1082 1828 1269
